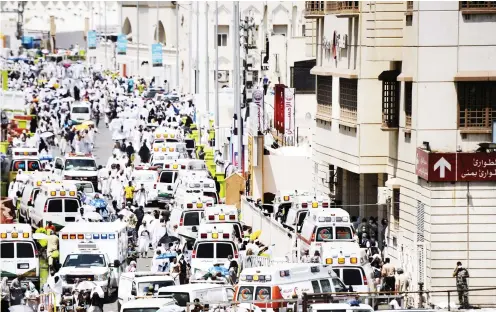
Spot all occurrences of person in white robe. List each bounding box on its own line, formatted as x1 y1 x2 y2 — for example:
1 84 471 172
150 250 163 273
152 219 167 250
137 222 151 258
111 177 123 207
135 184 147 207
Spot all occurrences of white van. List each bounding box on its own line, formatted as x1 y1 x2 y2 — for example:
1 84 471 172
169 207 204 238
131 166 159 205
0 224 39 288
298 208 357 254
175 175 218 204
30 183 80 230
118 272 177 312
235 263 350 311
71 102 91 121
156 163 188 206
157 283 234 307
191 223 239 273
120 298 177 312
19 176 62 224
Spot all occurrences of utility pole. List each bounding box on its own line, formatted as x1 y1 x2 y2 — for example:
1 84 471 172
205 2 209 131
137 1 140 75
176 2 179 89
233 1 242 171
196 2 200 94
188 2 193 93
214 1 219 152
104 1 107 69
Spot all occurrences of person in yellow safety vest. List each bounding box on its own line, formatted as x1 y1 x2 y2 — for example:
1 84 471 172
46 230 59 269
35 227 48 248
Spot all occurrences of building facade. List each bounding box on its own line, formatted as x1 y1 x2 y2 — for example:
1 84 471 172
306 0 496 305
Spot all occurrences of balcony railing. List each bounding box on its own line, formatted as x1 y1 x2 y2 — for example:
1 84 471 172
460 1 496 14
327 1 360 15
316 104 332 121
340 107 357 125
305 1 326 17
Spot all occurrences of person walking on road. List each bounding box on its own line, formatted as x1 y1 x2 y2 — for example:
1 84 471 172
381 258 396 292
453 261 470 309
1 277 10 312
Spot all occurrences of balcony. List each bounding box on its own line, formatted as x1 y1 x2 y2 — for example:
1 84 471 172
460 1 496 14
327 1 360 17
304 1 326 18
340 107 357 126
316 104 332 122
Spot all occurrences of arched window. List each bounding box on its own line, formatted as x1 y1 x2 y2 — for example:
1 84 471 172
154 20 166 45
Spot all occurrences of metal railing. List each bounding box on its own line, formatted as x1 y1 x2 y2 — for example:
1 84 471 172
460 1 496 10
316 104 332 121
304 1 326 15
340 107 357 124
184 287 496 312
327 1 360 14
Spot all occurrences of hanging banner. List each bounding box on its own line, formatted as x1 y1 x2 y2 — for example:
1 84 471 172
252 88 264 134
284 88 295 146
87 31 97 49
152 43 163 67
274 84 285 132
117 34 127 55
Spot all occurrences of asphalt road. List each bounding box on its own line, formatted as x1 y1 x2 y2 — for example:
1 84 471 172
91 122 155 312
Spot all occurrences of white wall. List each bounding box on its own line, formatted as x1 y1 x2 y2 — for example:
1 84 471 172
263 155 312 194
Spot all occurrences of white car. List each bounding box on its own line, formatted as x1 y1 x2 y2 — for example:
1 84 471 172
71 102 92 121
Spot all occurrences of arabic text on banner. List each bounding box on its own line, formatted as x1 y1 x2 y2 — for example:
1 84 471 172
117 34 127 55
87 31 97 49
151 43 163 67
284 88 295 146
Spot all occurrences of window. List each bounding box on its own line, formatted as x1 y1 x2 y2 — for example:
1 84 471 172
342 268 363 285
16 242 35 258
320 279 332 292
215 242 234 258
160 171 175 183
64 199 80 213
329 164 335 194
47 199 63 213
393 188 400 230
237 286 254 301
311 280 322 293
406 15 413 26
316 227 333 241
72 106 90 114
138 281 174 295
195 243 214 258
331 278 347 292
335 227 353 239
290 59 316 94
27 161 40 171
12 160 26 171
458 82 496 130
1 242 15 258
382 81 400 128
217 33 227 47
159 292 189 307
404 82 412 128
317 76 333 120
183 211 200 226
65 159 97 170
339 78 358 123
255 286 271 300
302 24 306 37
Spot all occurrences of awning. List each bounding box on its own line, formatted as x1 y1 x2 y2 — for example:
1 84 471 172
378 70 401 81
454 71 496 81
397 73 413 82
310 66 358 79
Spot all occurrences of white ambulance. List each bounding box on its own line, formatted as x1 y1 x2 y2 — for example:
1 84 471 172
284 193 331 232
235 263 350 311
155 162 188 206
175 174 218 204
298 208 357 254
30 183 80 230
118 272 177 311
131 166 160 205
150 152 183 168
19 175 62 224
203 204 242 240
169 197 210 238
53 153 99 191
58 222 128 299
5 148 42 182
0 224 39 288
191 223 239 273
323 245 376 295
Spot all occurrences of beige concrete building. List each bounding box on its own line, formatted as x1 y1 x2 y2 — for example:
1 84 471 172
305 0 496 305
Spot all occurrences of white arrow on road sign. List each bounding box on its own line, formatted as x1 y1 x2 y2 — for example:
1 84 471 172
434 157 451 178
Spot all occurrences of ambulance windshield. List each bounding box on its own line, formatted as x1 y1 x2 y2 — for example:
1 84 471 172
65 159 97 171
63 253 106 267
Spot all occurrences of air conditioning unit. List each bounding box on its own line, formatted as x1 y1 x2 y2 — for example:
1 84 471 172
377 187 391 205
217 70 229 82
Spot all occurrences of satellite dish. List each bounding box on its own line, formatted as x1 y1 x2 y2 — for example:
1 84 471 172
305 112 312 121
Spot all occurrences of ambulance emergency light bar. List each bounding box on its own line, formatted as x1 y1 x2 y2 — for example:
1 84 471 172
163 163 186 170
153 147 176 152
135 166 160 170
325 249 358 265
155 133 176 138
36 180 61 186
317 215 348 223
14 151 38 156
208 209 236 221
46 189 76 197
199 226 230 239
61 233 116 240
1 228 30 239
67 153 93 157
299 201 329 209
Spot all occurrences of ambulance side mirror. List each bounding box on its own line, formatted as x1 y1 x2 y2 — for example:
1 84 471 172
347 285 354 292
16 191 21 197
112 260 120 268
167 186 173 191
192 226 198 233
131 289 137 296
